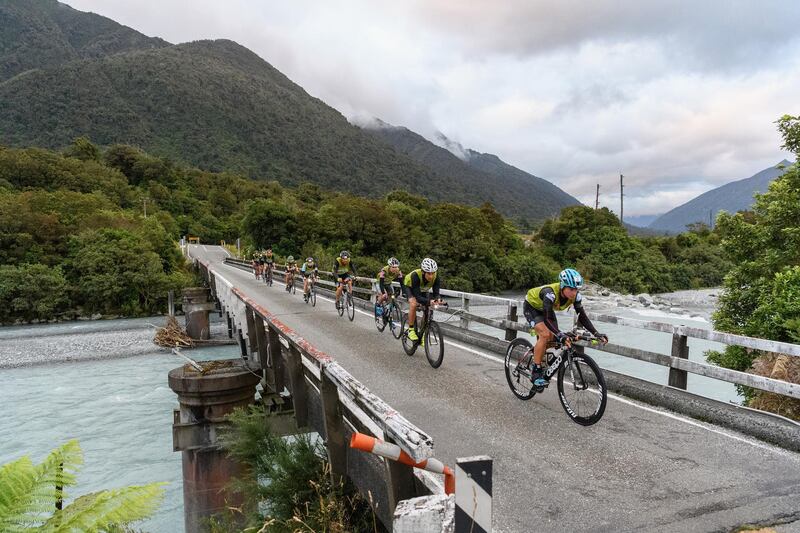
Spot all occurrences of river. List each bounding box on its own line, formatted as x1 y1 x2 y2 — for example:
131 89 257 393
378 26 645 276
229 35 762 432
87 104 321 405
0 317 234 533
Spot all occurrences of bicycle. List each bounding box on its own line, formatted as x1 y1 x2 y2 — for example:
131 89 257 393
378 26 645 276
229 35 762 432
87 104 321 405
374 287 403 339
401 301 448 368
504 328 607 426
304 273 317 306
252 262 261 280
335 278 355 321
264 263 273 286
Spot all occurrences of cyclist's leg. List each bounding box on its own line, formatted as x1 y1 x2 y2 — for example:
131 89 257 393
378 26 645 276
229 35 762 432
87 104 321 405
335 275 344 301
523 302 551 366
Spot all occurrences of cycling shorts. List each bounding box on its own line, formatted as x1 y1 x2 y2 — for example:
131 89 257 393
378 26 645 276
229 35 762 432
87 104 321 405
336 272 351 281
523 301 549 326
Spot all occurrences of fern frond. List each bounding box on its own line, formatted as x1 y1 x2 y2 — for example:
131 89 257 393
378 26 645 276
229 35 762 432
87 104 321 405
41 482 166 533
0 440 83 532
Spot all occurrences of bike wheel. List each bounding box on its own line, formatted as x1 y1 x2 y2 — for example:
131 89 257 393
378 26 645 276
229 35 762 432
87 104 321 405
374 303 387 332
346 292 355 321
401 312 417 355
504 338 537 400
291 280 296 294
337 291 344 316
311 287 316 307
424 321 444 368
389 303 403 339
557 352 607 426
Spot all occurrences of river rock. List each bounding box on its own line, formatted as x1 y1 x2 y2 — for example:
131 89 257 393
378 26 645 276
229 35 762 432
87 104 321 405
636 293 653 306
91 313 102 320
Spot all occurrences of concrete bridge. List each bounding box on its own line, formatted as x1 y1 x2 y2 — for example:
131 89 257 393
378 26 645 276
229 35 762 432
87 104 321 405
187 244 800 532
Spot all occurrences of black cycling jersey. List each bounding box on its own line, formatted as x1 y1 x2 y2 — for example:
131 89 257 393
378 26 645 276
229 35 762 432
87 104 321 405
536 286 599 337
405 270 440 305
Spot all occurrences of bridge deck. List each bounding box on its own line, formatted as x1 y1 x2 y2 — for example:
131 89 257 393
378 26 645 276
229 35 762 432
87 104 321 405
191 245 800 532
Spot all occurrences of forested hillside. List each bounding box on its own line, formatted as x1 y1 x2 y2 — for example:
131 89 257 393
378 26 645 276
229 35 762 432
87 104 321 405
0 1 576 221
0 141 731 322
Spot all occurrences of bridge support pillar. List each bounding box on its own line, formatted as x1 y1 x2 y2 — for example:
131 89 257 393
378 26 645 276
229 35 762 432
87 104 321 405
182 287 214 340
169 360 260 533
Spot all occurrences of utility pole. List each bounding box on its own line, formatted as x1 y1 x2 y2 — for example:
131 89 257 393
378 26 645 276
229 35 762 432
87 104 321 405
619 174 624 223
595 184 600 210
709 209 713 229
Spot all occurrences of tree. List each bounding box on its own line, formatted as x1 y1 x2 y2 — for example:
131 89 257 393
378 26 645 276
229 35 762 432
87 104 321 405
0 440 164 532
0 264 70 323
241 199 297 253
708 117 800 418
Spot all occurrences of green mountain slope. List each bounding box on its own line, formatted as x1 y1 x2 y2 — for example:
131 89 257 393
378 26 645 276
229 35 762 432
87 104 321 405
0 1 574 219
363 123 580 221
0 0 167 82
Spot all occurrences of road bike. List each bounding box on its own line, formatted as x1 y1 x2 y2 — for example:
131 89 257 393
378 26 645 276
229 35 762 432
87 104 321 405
304 273 317 306
504 328 607 426
374 288 403 339
336 278 355 321
401 301 448 368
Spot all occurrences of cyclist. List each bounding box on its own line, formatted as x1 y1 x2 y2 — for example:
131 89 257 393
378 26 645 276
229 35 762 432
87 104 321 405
375 257 403 318
376 257 403 305
263 247 275 281
284 255 298 292
333 250 357 309
524 268 608 387
403 258 442 342
301 257 318 302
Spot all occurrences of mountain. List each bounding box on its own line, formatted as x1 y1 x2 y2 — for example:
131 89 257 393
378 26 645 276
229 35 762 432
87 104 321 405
0 0 167 82
625 214 660 228
0 1 575 221
363 123 580 221
649 161 793 234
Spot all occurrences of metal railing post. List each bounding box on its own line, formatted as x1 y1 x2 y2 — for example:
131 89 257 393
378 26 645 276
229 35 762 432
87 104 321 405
505 302 518 341
668 333 689 389
460 296 470 329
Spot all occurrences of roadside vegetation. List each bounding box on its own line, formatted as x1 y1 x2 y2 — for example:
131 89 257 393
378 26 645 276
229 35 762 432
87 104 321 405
0 138 732 323
0 439 164 532
707 115 800 420
209 404 379 533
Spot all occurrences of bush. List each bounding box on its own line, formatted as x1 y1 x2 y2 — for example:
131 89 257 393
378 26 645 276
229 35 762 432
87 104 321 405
0 263 70 323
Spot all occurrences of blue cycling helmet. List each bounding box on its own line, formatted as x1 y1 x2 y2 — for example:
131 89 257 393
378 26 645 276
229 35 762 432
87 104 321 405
559 268 583 289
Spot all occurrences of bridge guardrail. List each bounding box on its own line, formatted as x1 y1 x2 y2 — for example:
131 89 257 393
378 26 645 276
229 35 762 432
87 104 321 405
194 257 455 528
223 256 800 402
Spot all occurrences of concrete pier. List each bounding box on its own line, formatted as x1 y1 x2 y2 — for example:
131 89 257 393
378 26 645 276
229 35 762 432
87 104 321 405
182 287 215 340
169 359 261 532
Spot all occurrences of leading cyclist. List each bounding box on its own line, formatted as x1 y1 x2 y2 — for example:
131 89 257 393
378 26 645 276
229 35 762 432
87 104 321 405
524 268 608 387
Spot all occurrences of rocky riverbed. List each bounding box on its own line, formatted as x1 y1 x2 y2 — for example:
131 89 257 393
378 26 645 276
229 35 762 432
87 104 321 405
579 284 720 322
0 316 229 368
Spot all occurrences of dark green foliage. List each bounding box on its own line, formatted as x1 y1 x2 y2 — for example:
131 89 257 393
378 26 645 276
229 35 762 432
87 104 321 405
0 263 69 322
65 229 190 316
0 1 577 221
212 404 376 532
708 118 800 417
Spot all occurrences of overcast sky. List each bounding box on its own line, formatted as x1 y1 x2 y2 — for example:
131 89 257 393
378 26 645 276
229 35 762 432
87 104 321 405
67 0 800 216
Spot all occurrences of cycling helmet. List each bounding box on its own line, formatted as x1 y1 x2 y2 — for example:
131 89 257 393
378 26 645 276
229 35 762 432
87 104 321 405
421 258 438 273
559 268 583 289
340 250 350 259
306 257 314 263
388 257 400 267
287 255 295 262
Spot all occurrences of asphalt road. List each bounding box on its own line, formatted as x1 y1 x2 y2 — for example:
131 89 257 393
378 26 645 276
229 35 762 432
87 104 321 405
191 245 800 533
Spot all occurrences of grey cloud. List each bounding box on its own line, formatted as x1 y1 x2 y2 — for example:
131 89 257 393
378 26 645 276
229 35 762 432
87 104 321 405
415 0 800 70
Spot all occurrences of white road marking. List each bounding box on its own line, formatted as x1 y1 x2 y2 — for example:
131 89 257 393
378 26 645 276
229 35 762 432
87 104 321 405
211 250 796 457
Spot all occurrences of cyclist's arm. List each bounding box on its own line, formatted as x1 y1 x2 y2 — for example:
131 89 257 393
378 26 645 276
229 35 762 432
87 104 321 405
378 271 390 294
349 262 357 276
431 276 441 300
539 287 561 336
573 296 599 336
